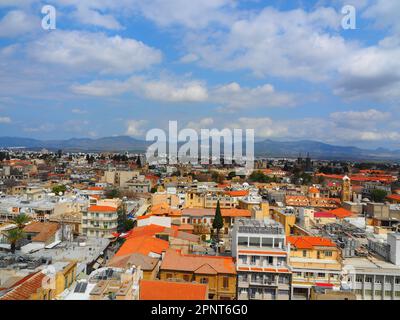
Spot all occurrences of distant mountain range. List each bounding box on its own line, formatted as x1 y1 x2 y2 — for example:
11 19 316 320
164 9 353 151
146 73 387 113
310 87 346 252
0 136 399 161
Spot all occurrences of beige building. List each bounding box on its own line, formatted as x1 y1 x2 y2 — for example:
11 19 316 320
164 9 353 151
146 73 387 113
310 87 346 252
82 199 121 238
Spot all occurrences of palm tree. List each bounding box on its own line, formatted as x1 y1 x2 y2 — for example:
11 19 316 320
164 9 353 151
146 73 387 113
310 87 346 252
13 213 30 229
4 228 25 254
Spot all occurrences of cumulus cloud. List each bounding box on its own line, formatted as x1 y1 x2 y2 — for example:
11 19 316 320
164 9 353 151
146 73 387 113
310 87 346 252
211 82 295 110
329 109 390 128
72 76 209 103
334 39 400 101
126 119 148 136
183 7 354 81
0 10 38 38
0 117 11 124
28 31 162 74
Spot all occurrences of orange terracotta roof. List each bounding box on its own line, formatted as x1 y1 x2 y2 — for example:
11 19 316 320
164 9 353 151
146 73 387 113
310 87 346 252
329 207 353 219
139 280 207 300
387 194 400 202
221 208 251 218
125 224 166 239
287 236 336 249
88 205 117 212
87 186 104 191
160 249 236 274
116 236 169 257
23 222 59 243
309 187 319 194
0 272 47 300
224 190 249 197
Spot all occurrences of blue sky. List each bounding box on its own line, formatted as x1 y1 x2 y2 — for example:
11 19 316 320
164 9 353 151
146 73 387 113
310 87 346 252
0 0 399 149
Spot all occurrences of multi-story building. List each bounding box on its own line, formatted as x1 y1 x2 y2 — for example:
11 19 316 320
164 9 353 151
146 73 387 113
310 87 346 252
287 236 342 300
159 248 237 300
232 219 291 300
82 201 120 238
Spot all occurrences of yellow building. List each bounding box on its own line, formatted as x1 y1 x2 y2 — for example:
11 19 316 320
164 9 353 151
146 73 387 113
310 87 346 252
287 236 342 300
159 249 237 300
0 261 77 300
272 209 296 236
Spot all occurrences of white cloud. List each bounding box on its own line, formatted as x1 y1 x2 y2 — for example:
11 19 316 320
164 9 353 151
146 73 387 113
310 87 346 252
0 117 11 124
363 0 400 32
0 10 38 38
126 119 148 136
73 5 123 30
186 117 214 131
72 76 209 102
335 39 400 101
211 82 295 110
133 0 236 29
71 108 88 114
184 6 354 81
29 31 162 74
330 109 390 128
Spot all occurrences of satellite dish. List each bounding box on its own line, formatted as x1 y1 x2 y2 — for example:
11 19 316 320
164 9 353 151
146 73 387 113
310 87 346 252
59 192 63 196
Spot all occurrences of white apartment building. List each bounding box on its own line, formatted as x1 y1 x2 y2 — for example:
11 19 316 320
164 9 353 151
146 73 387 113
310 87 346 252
232 219 291 300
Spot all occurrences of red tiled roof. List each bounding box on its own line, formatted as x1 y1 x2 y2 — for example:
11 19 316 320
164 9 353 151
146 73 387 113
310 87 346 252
314 211 336 218
88 205 117 212
116 236 169 257
287 236 336 249
160 249 236 274
88 186 104 191
387 194 400 202
139 280 207 300
329 208 353 219
0 272 47 300
224 190 249 197
221 208 251 218
23 222 59 243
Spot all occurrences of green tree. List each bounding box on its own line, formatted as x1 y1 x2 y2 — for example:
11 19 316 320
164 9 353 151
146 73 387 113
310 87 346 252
52 185 67 195
105 188 121 199
4 228 25 254
371 189 388 203
123 219 135 231
212 200 224 244
13 213 30 229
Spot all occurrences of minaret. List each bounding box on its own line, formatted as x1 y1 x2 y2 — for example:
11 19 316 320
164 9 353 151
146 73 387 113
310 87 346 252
341 175 351 202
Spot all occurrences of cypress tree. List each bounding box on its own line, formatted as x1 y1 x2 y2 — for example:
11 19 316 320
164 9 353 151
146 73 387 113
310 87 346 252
213 200 224 243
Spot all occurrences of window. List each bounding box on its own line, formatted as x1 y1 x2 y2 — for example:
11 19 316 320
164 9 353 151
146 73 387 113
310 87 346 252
262 237 273 247
318 273 325 278
356 276 363 283
365 290 373 296
274 239 283 248
365 277 373 283
183 275 190 282
239 255 247 264
385 291 392 297
249 237 260 247
302 250 307 257
223 277 229 289
238 237 248 246
325 251 332 257
355 289 362 295
375 278 382 284
166 273 173 279
395 291 400 297
395 278 400 284
200 277 208 284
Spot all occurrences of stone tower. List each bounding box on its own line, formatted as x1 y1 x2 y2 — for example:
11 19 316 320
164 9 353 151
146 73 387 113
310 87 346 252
341 175 351 202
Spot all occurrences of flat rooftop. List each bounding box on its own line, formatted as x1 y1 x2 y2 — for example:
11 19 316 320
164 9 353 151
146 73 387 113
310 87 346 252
343 254 400 275
29 237 110 266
